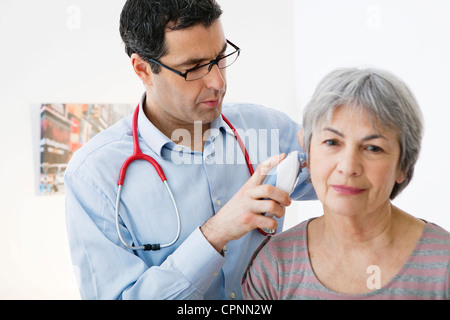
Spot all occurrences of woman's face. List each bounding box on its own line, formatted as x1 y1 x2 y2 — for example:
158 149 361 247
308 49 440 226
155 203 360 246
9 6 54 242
309 105 406 218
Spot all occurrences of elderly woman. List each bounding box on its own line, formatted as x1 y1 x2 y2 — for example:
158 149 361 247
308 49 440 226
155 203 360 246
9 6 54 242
242 67 450 300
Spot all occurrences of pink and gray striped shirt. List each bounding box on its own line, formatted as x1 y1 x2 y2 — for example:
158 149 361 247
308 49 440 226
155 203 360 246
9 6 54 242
242 219 450 300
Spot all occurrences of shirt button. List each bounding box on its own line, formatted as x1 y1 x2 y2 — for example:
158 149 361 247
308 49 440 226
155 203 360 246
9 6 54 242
223 245 228 252
230 291 236 299
216 199 222 206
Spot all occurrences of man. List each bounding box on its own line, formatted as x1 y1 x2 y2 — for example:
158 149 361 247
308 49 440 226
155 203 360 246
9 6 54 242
65 0 315 299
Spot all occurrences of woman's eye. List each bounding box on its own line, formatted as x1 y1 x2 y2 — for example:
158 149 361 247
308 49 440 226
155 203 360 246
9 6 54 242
367 145 383 153
324 139 339 146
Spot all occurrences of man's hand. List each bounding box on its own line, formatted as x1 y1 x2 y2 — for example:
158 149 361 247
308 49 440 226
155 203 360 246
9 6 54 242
200 154 292 252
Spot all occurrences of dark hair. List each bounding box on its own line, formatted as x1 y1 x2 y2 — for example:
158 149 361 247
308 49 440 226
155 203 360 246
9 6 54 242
119 0 223 73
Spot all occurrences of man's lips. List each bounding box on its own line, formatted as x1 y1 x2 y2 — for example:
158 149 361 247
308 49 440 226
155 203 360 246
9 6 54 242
332 185 367 195
202 99 220 108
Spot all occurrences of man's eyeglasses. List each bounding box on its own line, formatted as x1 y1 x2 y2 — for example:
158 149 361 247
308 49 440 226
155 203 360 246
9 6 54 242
148 40 240 81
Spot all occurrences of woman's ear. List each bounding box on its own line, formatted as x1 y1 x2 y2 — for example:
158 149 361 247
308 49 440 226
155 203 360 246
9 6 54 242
297 128 305 150
131 53 153 86
396 170 407 184
297 128 308 169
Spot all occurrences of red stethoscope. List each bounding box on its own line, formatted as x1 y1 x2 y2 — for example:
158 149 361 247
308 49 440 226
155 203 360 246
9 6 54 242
115 105 270 252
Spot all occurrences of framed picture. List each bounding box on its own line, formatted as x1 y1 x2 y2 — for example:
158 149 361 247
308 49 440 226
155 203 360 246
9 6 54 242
36 103 134 195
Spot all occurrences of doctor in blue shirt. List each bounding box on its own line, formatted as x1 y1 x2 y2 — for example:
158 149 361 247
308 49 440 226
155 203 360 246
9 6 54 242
64 0 315 300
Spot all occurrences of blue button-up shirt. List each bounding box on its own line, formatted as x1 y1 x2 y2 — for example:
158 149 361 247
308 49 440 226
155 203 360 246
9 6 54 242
64 94 316 300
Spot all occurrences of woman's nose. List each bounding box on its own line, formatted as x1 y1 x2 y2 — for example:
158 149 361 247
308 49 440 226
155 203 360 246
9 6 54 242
336 147 362 177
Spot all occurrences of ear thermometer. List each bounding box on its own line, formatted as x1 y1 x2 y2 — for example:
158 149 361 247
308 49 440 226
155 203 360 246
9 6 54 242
261 151 302 235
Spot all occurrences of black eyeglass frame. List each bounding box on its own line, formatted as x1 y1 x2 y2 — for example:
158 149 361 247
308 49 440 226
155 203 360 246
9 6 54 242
147 39 240 81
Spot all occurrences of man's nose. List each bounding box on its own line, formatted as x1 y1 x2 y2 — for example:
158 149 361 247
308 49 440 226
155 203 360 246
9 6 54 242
203 63 226 91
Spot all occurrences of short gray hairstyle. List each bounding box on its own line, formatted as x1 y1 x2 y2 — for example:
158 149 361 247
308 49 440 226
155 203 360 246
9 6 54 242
302 67 424 199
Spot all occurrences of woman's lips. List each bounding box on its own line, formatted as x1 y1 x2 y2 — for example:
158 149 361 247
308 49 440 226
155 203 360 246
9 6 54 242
332 185 366 195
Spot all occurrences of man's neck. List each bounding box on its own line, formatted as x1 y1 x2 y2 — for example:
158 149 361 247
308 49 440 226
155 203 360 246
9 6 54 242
143 101 210 153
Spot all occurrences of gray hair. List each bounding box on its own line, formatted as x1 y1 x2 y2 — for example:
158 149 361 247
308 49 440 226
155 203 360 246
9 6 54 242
302 67 424 199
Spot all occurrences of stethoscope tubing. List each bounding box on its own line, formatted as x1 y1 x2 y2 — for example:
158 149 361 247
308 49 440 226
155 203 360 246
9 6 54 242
115 104 272 252
115 181 181 251
115 106 181 251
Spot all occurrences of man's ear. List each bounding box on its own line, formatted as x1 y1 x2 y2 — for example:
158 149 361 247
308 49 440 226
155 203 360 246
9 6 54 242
131 53 153 86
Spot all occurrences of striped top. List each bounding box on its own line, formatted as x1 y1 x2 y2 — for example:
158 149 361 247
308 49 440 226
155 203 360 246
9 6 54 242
242 219 450 300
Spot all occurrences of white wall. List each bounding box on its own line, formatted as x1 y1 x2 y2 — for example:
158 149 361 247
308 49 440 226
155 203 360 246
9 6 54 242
0 0 448 299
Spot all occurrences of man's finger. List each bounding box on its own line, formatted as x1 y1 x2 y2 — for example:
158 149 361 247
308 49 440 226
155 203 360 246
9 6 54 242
248 185 291 207
248 153 286 186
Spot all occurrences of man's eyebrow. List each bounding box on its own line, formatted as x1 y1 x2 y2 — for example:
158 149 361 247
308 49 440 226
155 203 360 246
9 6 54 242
175 42 228 68
323 127 387 141
219 41 228 55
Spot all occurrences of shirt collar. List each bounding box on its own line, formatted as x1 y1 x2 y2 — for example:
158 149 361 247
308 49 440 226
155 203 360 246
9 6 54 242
212 113 233 136
136 93 234 157
137 93 174 157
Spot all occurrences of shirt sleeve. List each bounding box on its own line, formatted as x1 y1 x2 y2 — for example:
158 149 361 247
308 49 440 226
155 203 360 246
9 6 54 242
65 171 225 300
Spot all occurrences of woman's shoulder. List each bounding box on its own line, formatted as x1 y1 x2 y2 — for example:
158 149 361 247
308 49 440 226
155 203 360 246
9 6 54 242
272 219 310 242
421 221 450 245
265 219 313 253
412 220 450 272
249 219 311 260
